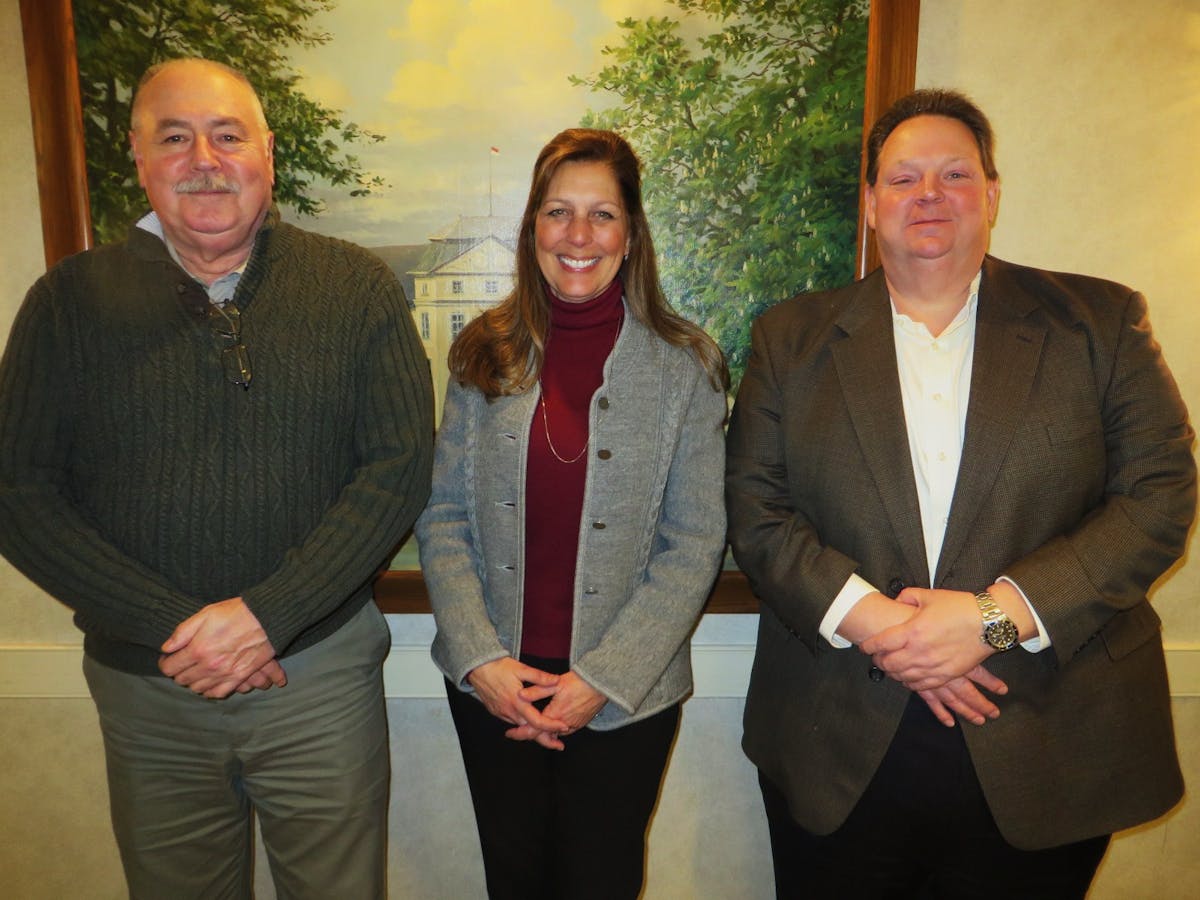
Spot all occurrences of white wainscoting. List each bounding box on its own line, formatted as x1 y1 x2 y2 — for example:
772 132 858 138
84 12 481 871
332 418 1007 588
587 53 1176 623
2 639 1197 700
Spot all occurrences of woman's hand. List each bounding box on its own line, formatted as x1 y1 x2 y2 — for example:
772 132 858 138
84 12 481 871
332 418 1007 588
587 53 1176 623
507 672 608 750
466 657 568 734
517 671 607 735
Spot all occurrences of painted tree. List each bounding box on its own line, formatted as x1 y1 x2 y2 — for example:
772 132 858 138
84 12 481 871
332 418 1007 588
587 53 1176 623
74 0 383 244
574 0 869 385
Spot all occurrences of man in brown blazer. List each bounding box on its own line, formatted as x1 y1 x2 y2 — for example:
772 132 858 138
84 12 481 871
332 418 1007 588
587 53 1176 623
726 89 1195 898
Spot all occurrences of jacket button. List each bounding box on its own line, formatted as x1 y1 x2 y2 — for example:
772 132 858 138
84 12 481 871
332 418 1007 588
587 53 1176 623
583 587 598 595
592 521 606 530
868 666 885 682
886 578 906 598
597 449 612 460
598 397 610 409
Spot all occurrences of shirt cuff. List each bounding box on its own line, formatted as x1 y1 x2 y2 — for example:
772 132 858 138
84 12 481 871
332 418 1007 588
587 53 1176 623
819 573 879 649
997 575 1052 652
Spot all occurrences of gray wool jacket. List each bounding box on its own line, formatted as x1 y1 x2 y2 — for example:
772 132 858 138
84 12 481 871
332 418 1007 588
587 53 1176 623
416 311 728 729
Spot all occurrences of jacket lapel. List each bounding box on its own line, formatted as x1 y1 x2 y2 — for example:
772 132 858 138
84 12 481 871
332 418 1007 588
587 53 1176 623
935 257 1047 585
830 271 931 587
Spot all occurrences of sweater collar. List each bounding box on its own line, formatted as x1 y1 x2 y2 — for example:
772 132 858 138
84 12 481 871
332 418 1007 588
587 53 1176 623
128 205 281 264
546 276 624 330
128 206 283 312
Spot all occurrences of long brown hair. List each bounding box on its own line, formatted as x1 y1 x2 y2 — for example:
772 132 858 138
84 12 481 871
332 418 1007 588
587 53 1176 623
448 128 728 396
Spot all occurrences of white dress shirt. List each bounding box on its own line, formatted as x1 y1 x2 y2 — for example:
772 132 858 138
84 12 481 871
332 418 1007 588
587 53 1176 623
818 272 1049 651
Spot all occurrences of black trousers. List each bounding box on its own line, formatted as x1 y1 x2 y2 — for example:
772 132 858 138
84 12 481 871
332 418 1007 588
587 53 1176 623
760 695 1110 900
445 666 680 900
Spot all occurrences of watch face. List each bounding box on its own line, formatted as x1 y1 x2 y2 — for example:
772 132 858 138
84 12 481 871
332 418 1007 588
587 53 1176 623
985 619 1020 651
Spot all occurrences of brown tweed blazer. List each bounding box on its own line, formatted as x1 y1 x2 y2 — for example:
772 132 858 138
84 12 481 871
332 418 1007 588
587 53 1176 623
726 255 1195 850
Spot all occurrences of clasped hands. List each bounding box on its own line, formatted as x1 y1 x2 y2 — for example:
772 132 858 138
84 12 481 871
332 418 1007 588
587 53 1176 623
158 597 285 699
855 588 1008 728
467 657 607 751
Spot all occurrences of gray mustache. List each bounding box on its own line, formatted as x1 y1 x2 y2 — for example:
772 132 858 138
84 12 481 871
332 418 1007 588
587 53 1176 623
174 175 240 194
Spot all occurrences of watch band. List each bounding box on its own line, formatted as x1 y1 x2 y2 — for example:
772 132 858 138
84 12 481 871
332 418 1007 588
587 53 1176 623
975 590 1019 651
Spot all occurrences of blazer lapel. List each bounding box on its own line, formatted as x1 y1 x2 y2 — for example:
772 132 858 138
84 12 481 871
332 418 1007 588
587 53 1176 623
831 272 931 588
935 257 1048 585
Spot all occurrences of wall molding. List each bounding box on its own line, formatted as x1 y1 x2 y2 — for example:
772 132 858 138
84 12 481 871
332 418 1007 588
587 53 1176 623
2 641 1197 701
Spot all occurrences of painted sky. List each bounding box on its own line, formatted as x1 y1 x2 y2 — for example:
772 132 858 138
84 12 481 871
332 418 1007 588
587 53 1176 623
281 0 691 247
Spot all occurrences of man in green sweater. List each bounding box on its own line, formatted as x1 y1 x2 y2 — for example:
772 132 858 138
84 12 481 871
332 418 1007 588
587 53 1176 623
0 58 433 898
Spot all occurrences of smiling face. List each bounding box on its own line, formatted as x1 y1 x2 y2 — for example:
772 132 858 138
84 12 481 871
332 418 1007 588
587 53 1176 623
534 160 630 303
129 60 275 271
866 114 998 278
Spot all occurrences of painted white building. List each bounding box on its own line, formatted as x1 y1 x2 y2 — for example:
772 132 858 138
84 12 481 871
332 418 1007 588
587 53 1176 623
410 215 519 418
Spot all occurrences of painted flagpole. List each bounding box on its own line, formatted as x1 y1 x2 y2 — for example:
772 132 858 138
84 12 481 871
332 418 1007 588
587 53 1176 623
489 146 499 216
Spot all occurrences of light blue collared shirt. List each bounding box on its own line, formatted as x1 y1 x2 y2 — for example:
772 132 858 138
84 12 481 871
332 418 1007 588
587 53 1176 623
136 211 245 305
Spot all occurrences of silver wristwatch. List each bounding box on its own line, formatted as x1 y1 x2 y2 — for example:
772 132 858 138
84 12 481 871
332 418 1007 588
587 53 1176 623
975 590 1018 652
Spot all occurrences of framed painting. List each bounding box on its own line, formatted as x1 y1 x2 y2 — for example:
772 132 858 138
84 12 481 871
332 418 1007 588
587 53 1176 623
19 0 918 613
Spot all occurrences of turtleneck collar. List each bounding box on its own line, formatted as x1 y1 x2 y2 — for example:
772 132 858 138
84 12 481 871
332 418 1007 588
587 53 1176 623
546 277 624 330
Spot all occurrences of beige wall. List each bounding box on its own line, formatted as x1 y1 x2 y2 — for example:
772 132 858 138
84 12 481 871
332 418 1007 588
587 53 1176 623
916 3 1200 895
917 0 1200 642
0 0 79 645
1 1 1197 897
0 2 43 318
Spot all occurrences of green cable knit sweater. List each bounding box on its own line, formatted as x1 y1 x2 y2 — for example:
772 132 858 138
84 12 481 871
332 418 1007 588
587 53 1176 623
0 209 434 675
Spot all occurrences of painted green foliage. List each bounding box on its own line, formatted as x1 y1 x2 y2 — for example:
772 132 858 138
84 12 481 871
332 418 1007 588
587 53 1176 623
575 0 869 386
73 0 383 245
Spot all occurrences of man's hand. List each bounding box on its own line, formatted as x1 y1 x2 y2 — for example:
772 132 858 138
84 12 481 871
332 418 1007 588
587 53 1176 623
860 587 992 691
231 659 290 694
842 589 1008 726
159 597 283 699
917 664 1009 727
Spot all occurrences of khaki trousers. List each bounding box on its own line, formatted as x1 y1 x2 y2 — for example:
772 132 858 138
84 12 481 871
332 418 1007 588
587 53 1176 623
84 601 392 900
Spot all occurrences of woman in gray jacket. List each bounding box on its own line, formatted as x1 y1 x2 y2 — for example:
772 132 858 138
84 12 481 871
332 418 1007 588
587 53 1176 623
416 129 728 900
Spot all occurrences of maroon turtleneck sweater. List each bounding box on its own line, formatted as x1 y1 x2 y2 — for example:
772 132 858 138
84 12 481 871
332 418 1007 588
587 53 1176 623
521 278 624 658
